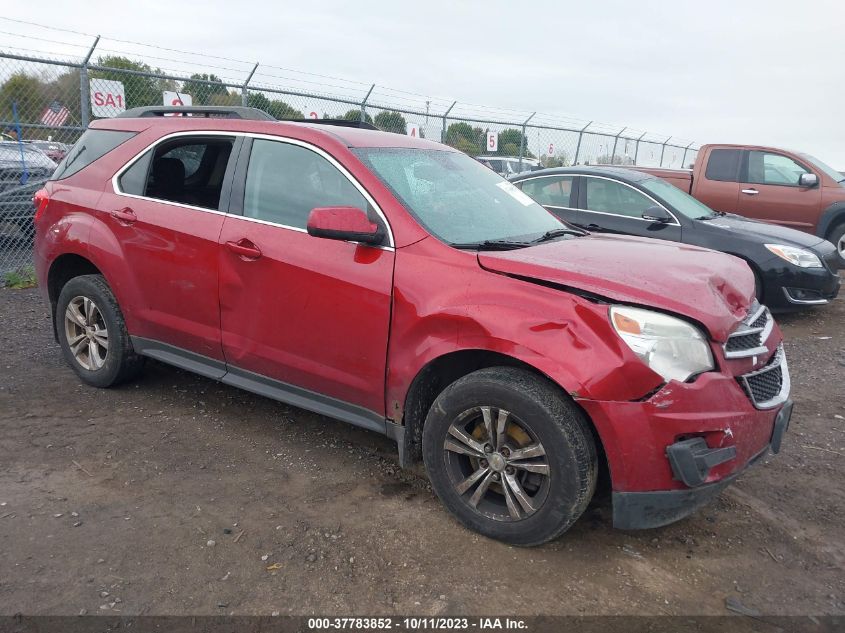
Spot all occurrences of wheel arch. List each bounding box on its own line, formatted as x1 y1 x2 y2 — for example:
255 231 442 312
47 254 103 339
398 349 610 491
817 202 845 239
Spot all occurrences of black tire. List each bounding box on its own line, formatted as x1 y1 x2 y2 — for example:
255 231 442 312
827 223 845 266
422 367 597 546
56 274 144 388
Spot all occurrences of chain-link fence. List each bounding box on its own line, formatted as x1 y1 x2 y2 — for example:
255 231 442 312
0 30 698 282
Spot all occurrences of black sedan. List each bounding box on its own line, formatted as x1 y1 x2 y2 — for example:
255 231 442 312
509 166 841 312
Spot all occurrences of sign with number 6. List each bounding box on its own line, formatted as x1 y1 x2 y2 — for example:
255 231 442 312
486 131 498 152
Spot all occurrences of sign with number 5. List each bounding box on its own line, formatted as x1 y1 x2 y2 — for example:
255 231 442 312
486 131 498 152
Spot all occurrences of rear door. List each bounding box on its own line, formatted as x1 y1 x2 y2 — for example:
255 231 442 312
103 133 239 363
577 175 682 242
217 136 394 418
515 175 581 226
693 148 741 213
737 150 821 231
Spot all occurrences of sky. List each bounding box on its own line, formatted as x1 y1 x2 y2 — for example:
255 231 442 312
5 0 845 167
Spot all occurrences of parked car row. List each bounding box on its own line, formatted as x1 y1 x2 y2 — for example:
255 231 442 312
33 106 805 545
509 166 842 311
627 143 845 261
0 141 57 242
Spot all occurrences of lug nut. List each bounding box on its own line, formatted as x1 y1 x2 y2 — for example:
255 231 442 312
501 447 511 457
491 473 500 481
480 459 488 468
483 444 493 453
505 466 515 476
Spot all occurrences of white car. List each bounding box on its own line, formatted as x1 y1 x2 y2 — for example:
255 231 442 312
476 155 540 177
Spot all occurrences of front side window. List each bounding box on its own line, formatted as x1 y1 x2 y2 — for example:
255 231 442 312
748 151 810 186
519 176 574 208
584 177 655 218
704 148 741 182
243 139 370 228
354 148 564 245
143 137 234 210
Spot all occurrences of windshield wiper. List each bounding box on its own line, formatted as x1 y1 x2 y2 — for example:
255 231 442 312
451 239 531 251
530 227 587 243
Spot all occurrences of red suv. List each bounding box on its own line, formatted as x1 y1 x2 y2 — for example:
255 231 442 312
34 106 792 545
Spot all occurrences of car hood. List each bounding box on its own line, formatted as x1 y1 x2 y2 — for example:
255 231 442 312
697 213 825 248
477 234 754 342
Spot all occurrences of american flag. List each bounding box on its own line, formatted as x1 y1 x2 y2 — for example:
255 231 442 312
40 101 70 127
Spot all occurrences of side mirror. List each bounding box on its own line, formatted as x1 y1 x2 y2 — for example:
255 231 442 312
642 206 673 223
306 206 385 245
799 173 819 188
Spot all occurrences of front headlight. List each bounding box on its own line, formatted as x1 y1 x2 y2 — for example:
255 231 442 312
610 306 714 383
765 244 823 268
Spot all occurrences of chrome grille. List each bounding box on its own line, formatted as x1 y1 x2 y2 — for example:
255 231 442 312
737 345 790 409
724 301 773 358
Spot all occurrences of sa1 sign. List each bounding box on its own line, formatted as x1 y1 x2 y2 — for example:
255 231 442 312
90 79 126 117
486 131 498 152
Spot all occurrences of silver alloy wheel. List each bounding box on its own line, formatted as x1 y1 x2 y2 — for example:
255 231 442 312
64 296 109 371
837 232 845 259
443 406 551 521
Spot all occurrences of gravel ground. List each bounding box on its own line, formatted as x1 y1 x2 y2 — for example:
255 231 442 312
0 287 842 616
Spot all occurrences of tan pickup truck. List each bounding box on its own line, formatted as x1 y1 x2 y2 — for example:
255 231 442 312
630 144 845 260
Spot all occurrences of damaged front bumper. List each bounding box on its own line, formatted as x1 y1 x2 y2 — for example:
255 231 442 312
612 400 792 529
577 352 792 530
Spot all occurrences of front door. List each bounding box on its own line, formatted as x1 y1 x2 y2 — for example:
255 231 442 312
577 175 682 242
218 137 394 418
737 150 821 232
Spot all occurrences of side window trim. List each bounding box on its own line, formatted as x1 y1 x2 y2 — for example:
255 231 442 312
515 174 580 211
112 132 237 215
580 175 680 224
113 130 395 247
231 135 394 247
742 150 815 188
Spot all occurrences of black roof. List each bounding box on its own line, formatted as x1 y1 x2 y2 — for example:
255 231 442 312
509 165 656 185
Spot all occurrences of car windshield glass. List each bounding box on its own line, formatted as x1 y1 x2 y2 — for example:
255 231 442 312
798 152 845 183
641 178 717 219
353 148 565 245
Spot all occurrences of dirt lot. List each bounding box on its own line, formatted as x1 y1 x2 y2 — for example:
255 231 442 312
0 287 842 617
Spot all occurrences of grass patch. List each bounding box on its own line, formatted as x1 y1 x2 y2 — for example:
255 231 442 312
3 266 37 289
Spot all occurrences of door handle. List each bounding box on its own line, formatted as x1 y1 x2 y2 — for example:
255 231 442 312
226 239 262 260
741 188 759 195
110 207 137 225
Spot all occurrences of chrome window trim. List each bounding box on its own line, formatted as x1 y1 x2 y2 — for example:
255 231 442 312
512 174 577 210
110 129 395 249
579 174 681 226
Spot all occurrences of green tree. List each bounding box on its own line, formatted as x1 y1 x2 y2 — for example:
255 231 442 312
373 110 407 134
91 56 161 109
496 128 534 158
246 92 304 119
180 73 229 105
444 122 483 155
0 73 47 124
341 109 373 124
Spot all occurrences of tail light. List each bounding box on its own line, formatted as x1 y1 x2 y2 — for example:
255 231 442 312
33 188 50 224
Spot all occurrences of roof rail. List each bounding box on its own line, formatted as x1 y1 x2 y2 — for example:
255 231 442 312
287 119 379 131
117 106 276 120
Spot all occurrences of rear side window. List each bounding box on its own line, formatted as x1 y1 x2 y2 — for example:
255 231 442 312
52 129 135 180
141 137 234 210
704 149 741 182
118 150 152 196
520 176 574 207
